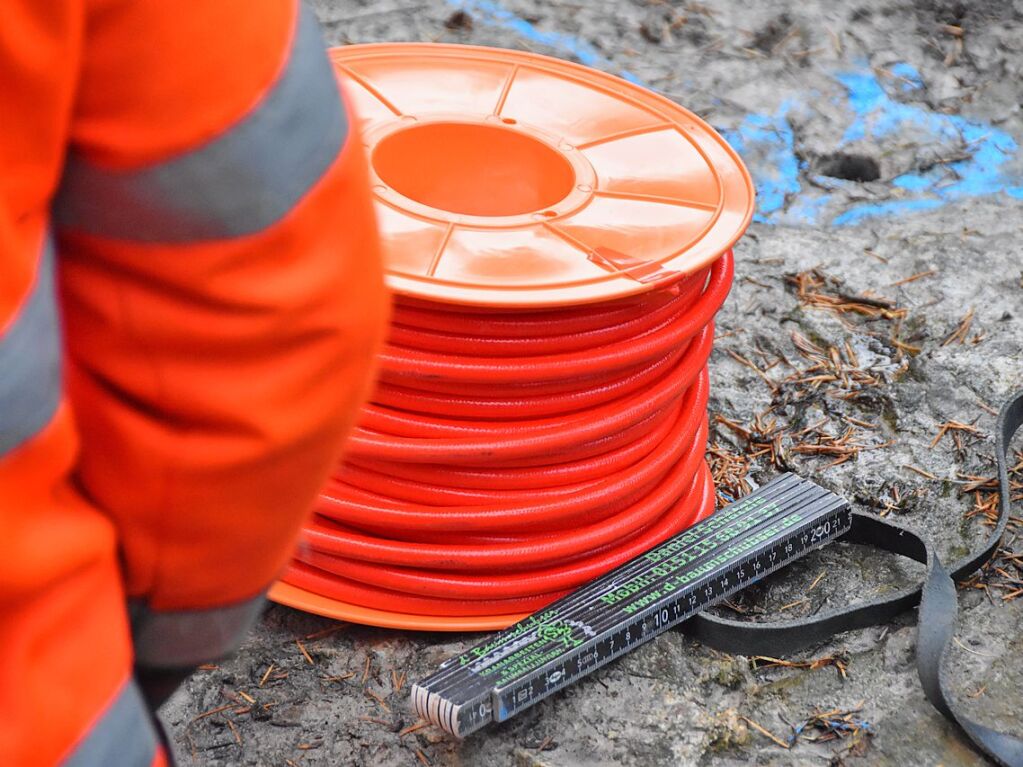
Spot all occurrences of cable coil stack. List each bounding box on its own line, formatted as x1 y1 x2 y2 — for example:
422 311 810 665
272 43 755 629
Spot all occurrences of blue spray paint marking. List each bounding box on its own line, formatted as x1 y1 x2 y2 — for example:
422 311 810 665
889 62 925 92
718 107 802 223
445 1 1021 224
829 64 1021 224
446 0 643 84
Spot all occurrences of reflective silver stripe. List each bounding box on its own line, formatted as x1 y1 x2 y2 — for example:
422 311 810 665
130 593 266 668
54 5 346 243
0 236 61 457
63 680 157 767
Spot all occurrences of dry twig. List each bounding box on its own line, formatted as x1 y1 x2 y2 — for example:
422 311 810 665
751 653 848 679
741 716 790 749
295 639 315 665
941 308 975 346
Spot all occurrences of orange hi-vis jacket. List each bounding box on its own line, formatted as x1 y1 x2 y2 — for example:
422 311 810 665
0 2 388 764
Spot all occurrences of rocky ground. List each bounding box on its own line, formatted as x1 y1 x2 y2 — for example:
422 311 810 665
164 1 1023 764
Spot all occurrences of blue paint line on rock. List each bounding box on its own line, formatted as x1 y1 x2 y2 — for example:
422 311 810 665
889 62 925 92
444 1 1022 224
446 0 643 84
717 106 803 223
832 63 1021 223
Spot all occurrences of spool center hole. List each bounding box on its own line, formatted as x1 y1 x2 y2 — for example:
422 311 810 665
372 122 576 217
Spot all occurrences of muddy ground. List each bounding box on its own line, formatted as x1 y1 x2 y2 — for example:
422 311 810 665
164 1 1023 765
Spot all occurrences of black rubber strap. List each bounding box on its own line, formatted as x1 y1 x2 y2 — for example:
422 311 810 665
687 390 1023 766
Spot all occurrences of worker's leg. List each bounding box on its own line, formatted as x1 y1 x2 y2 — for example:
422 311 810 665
0 405 163 767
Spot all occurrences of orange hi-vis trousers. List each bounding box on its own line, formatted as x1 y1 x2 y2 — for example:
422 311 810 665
0 2 388 764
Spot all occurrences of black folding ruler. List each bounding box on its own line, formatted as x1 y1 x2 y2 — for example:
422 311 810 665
411 473 851 737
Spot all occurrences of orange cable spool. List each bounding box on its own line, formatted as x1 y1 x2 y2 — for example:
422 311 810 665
269 44 755 631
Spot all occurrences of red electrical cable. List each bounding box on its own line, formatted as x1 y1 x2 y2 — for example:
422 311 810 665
282 251 735 618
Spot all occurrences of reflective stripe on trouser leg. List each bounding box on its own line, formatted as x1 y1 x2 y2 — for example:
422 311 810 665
130 593 266 669
53 4 347 243
0 235 61 457
62 679 158 767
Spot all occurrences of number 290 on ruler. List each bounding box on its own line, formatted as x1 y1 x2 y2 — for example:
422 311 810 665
411 473 851 737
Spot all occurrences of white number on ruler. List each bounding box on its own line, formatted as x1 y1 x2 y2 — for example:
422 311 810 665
811 520 832 542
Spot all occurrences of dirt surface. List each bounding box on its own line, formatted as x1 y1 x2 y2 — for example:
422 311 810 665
163 1 1023 764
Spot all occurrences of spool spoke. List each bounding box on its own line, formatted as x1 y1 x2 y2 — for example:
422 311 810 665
575 122 675 150
592 189 718 211
426 223 455 277
494 65 519 116
336 64 404 116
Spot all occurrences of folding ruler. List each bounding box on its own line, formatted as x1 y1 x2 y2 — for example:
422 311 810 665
411 473 851 737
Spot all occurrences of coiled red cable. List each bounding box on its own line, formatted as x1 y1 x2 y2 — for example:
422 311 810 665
282 251 734 617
